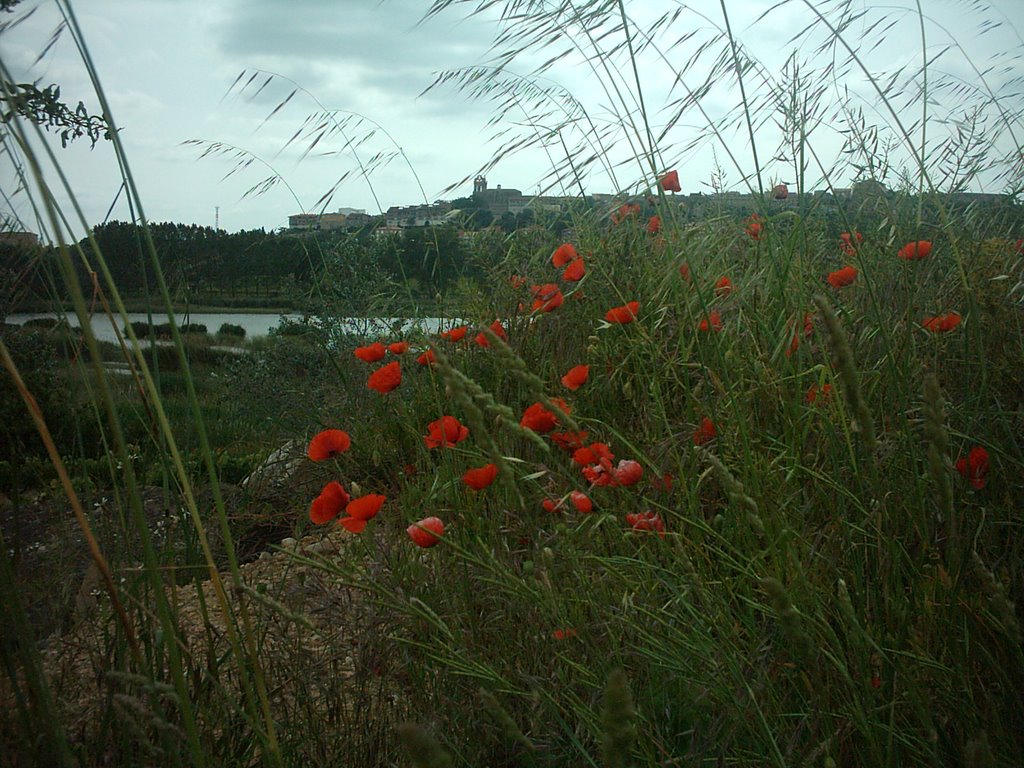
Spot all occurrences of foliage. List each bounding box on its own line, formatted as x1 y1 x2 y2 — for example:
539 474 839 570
0 81 109 148
216 322 246 338
2 1 1024 767
0 326 99 467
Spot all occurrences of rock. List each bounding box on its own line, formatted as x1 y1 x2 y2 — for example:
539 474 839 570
241 440 305 493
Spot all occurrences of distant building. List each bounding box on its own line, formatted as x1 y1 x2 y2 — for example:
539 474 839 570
288 213 320 230
472 176 524 215
950 191 1006 205
287 207 375 231
343 212 375 228
384 202 453 228
0 231 40 249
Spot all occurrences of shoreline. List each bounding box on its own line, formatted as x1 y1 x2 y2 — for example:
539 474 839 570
10 303 299 316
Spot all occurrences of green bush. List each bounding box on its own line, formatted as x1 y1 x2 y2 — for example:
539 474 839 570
216 322 246 338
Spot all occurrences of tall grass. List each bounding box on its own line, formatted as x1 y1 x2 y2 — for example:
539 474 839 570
2 0 1023 766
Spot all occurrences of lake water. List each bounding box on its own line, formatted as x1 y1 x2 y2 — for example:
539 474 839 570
5 312 451 344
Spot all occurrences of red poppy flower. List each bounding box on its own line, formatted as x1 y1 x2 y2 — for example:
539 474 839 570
510 274 528 289
839 231 863 256
745 214 764 241
551 243 578 268
582 458 616 487
787 331 801 358
647 215 662 235
693 416 716 445
773 183 789 200
827 266 858 288
956 446 989 489
339 493 385 533
698 310 722 333
531 283 564 313
367 361 402 394
611 203 641 224
897 240 933 260
551 430 590 452
714 276 733 296
921 313 961 333
561 364 590 391
552 628 578 640
462 463 498 490
388 341 409 355
561 257 586 282
605 301 639 324
786 312 814 357
407 516 445 547
626 511 665 535
520 399 570 434
806 383 833 405
572 442 612 466
307 429 352 461
679 262 692 282
475 320 507 348
354 342 386 363
440 325 468 342
570 490 593 513
424 415 469 449
309 481 350 525
660 170 681 192
416 348 436 367
614 459 643 487
651 473 673 493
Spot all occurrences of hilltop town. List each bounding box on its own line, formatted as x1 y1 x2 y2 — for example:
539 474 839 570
285 175 1009 234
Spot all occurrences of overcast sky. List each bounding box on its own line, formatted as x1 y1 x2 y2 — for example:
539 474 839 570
2 0 1022 235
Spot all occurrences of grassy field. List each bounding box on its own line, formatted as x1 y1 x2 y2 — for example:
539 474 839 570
2 1 1023 766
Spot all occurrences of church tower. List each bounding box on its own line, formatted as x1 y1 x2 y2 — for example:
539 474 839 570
473 175 487 196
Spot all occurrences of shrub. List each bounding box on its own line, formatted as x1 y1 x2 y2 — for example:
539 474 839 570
216 322 246 339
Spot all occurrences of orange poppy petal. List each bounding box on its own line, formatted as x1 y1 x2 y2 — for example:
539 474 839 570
346 493 386 521
551 243 578 267
605 301 639 324
367 361 402 394
562 258 586 282
354 342 387 363
561 364 589 391
462 463 498 490
339 516 367 533
307 429 352 461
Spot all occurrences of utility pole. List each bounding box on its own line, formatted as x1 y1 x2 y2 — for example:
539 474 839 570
215 206 220 230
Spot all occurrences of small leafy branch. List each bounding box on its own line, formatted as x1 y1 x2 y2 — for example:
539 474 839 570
1 80 110 148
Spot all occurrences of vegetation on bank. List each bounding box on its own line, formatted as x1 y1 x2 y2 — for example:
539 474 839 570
2 0 1024 767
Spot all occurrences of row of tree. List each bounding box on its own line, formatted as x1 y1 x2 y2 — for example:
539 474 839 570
61 221 488 307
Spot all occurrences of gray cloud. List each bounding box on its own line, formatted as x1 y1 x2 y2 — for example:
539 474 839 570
214 0 496 104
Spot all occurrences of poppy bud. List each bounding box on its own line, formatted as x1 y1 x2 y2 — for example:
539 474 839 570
407 516 445 548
